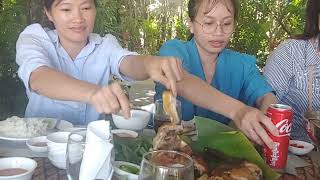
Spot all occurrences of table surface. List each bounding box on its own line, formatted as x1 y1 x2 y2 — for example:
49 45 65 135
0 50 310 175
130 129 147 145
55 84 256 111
32 157 67 180
1 139 319 180
30 155 319 180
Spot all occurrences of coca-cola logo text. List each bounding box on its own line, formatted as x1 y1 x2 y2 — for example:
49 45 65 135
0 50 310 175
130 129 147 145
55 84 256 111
275 119 292 135
270 142 280 167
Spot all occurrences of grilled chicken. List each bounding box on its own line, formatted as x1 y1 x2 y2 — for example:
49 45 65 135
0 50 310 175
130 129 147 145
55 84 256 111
153 124 184 151
210 161 262 180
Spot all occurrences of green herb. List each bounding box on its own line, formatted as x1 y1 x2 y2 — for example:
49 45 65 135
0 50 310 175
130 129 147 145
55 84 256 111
114 133 153 164
119 164 140 175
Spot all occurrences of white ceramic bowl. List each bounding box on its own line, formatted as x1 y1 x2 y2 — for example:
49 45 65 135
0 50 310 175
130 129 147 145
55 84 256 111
289 140 314 155
47 132 70 151
0 157 37 180
47 132 70 169
63 127 86 133
47 156 66 169
26 136 48 153
113 161 140 180
111 129 138 138
112 110 151 131
47 132 70 144
47 148 67 169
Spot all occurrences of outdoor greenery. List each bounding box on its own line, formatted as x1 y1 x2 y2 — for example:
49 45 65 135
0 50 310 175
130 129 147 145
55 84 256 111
0 0 307 118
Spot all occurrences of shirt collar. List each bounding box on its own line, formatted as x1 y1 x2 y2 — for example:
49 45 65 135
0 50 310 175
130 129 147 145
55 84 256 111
187 37 226 85
48 29 102 46
47 29 103 60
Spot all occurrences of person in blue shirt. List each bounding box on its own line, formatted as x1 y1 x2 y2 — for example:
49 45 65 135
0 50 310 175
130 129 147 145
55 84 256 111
16 0 183 125
155 0 278 147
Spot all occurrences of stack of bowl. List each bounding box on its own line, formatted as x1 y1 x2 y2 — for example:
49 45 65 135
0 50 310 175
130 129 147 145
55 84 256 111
47 132 71 169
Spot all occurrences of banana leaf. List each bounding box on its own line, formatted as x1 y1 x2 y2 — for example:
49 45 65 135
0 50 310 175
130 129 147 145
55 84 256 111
191 116 280 180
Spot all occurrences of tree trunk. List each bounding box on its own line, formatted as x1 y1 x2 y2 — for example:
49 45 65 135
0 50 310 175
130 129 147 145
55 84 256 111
26 0 32 24
25 0 45 25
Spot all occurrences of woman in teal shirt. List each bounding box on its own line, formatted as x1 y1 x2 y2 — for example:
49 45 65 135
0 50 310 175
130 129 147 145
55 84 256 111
156 0 276 131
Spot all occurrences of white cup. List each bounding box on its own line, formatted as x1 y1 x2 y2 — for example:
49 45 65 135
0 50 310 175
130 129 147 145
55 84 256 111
47 132 70 169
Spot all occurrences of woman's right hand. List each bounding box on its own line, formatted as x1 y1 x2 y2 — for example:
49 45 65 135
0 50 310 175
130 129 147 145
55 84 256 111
87 82 131 118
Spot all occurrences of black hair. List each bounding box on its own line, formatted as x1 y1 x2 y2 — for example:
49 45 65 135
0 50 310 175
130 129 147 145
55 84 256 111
188 0 239 22
44 0 97 11
187 0 239 40
295 0 320 47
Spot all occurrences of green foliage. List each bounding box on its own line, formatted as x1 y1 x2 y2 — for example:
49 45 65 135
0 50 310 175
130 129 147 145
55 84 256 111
94 0 121 37
0 0 28 119
231 0 306 67
113 134 153 164
0 0 308 118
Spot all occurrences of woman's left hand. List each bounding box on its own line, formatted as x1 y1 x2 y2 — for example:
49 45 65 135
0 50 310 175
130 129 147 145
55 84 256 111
144 56 184 96
233 105 279 149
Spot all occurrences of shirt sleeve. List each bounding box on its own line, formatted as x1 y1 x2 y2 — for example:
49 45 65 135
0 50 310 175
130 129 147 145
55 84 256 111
158 40 187 63
240 56 274 106
155 40 187 101
16 24 54 93
103 34 138 83
263 40 293 100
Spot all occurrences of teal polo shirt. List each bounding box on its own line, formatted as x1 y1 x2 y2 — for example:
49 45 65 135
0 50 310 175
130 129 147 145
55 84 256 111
155 38 273 124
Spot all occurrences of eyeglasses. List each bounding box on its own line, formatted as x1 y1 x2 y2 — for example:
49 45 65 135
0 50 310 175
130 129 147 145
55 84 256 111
194 19 234 34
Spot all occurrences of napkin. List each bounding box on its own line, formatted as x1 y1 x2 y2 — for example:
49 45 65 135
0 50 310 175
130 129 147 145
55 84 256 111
141 103 155 114
79 120 113 180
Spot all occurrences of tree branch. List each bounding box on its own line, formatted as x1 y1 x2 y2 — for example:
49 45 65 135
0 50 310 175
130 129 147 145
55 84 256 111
268 1 292 37
272 14 292 36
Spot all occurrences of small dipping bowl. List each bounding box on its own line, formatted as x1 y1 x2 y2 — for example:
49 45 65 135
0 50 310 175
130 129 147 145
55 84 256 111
26 136 48 153
0 157 37 180
113 161 140 180
289 140 314 155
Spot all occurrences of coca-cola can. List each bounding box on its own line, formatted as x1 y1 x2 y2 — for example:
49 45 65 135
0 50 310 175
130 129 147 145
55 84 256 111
263 104 293 169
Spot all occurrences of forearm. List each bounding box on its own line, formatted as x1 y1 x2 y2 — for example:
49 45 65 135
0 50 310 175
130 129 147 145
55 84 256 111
119 55 149 80
30 66 99 103
256 93 278 114
177 71 248 121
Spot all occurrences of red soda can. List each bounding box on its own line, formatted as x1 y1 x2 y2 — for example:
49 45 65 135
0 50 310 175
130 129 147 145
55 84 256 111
263 104 292 169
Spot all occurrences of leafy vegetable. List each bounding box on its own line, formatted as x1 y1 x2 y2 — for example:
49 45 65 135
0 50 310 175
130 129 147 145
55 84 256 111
119 164 140 175
113 133 153 164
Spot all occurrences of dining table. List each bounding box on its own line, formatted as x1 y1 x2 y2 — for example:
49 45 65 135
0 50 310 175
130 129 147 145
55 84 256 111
0 136 319 180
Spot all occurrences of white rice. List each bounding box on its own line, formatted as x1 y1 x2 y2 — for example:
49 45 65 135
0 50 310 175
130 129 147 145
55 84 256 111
0 116 53 138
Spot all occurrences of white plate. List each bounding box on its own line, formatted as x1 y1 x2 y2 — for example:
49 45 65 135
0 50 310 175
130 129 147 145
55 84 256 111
288 140 314 155
111 129 139 138
0 118 73 141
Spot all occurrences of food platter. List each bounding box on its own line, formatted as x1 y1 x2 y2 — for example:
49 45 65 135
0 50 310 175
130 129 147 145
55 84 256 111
115 91 279 179
0 117 73 141
114 116 280 179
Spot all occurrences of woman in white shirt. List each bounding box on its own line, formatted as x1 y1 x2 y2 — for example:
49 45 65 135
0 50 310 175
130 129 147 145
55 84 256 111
16 0 183 125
